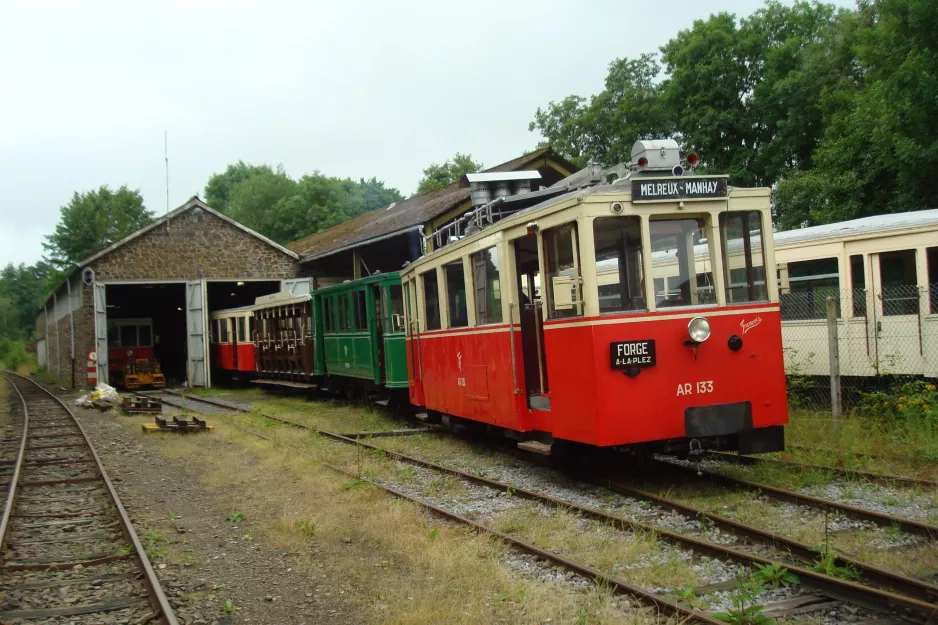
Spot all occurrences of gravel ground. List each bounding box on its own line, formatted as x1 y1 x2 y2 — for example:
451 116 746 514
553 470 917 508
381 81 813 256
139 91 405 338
71 405 357 625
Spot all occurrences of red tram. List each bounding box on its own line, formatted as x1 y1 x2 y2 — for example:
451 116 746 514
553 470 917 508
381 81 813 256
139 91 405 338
400 140 787 455
107 318 155 384
210 140 787 455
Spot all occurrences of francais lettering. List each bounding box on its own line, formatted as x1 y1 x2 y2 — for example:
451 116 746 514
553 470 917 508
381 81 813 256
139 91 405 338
676 381 714 396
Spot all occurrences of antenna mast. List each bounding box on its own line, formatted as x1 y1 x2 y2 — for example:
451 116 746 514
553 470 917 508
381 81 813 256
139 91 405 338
164 130 170 233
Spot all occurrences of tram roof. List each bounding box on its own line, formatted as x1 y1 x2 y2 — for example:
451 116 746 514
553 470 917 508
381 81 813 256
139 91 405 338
774 209 938 247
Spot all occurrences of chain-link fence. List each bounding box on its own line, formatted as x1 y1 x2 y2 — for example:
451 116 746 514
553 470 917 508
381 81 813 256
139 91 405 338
781 284 938 413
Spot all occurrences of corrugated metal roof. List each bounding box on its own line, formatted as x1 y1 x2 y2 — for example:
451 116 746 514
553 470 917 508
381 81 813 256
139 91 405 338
463 171 542 184
775 209 938 247
288 147 575 262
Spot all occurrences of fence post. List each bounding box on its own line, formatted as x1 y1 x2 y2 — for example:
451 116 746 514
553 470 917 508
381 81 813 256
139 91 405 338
827 296 841 422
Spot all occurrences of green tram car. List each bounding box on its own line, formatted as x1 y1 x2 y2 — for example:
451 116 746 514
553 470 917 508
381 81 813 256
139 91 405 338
219 272 408 394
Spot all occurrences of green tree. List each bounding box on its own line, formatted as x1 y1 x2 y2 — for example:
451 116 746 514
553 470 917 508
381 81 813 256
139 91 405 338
416 153 483 195
204 161 275 212
224 166 297 236
42 186 153 270
0 262 56 340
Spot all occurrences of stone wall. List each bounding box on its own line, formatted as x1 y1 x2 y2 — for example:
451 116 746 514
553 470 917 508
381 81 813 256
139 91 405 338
36 205 300 387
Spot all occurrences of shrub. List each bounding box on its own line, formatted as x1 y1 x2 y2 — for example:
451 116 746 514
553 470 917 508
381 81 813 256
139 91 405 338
858 380 938 424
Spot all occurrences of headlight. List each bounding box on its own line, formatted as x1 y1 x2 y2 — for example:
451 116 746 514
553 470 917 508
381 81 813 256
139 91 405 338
687 317 711 343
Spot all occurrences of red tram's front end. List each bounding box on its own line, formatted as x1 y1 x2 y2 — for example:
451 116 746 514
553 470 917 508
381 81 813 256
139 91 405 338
404 140 787 455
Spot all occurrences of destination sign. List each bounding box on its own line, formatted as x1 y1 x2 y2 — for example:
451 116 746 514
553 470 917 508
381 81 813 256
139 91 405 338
610 340 656 369
631 177 727 202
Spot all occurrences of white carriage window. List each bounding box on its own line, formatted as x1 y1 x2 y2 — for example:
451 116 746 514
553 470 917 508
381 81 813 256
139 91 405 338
403 282 412 336
120 325 137 347
139 325 152 347
781 258 840 320
929 247 938 314
250 316 256 341
879 249 918 316
472 246 503 324
220 319 230 342
593 216 645 313
387 285 404 333
422 271 441 331
210 320 218 343
237 317 246 342
445 261 468 328
719 212 767 304
649 217 714 308
543 223 582 319
851 255 866 317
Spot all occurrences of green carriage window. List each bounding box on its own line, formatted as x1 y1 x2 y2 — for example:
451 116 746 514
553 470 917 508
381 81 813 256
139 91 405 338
352 290 368 331
338 294 349 332
445 261 468 328
388 285 404 332
422 271 441 331
472 246 502 324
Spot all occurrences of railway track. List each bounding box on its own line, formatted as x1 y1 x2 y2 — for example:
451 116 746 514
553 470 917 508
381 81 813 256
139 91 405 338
1 372 177 625
150 389 938 622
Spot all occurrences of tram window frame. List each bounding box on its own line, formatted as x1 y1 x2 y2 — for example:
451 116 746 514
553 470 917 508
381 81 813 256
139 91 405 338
543 222 583 320
592 216 646 314
422 270 442 331
337 294 350 332
851 254 866 317
220 318 229 343
719 211 768 304
928 247 938 314
387 284 405 333
249 316 256 342
120 324 137 348
472 246 503 325
445 260 469 328
237 317 246 342
879 249 918 316
649 216 716 309
403 281 412 336
352 290 368 332
139 325 152 347
781 258 840 320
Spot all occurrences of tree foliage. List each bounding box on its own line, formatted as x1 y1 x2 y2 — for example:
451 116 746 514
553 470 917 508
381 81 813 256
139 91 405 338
416 153 483 195
204 164 403 244
0 262 57 341
529 0 938 229
42 185 153 270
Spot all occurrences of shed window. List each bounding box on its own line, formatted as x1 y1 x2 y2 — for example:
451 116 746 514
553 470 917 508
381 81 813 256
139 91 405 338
850 255 866 317
720 212 766 304
593 216 645 313
543 223 583 319
880 250 918 315
422 271 441 331
445 261 468 328
781 258 840 320
472 246 503 324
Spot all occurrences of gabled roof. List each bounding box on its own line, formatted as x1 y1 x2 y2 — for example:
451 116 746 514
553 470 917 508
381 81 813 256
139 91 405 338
78 197 299 266
41 197 298 308
288 147 576 261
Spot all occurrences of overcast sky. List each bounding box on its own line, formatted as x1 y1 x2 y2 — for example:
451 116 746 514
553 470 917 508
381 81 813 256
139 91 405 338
0 0 855 267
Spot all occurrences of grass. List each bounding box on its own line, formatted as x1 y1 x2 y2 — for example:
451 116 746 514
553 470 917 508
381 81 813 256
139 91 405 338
134 413 663 624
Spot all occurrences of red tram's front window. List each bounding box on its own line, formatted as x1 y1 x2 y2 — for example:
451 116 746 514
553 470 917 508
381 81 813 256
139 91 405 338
720 211 768 304
650 217 715 308
593 216 646 314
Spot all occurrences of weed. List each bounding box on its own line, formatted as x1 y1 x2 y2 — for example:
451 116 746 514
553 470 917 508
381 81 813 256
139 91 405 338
670 586 709 610
811 545 860 581
212 583 226 590
714 578 774 624
506 486 516 497
427 528 439 540
751 562 799 588
223 599 240 613
342 479 366 491
295 520 316 537
226 512 245 523
168 511 180 521
143 531 166 545
241 534 253 541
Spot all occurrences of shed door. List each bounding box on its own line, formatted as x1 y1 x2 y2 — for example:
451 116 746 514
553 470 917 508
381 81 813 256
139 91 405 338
282 278 312 297
93 282 108 386
186 280 210 387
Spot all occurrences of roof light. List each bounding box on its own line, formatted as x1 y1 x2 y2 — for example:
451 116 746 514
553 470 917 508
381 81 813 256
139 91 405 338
686 152 699 167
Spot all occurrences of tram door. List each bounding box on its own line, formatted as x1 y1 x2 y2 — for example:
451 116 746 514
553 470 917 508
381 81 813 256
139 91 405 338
514 236 549 410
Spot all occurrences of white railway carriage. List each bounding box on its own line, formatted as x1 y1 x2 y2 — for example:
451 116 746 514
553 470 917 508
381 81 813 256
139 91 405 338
774 210 938 379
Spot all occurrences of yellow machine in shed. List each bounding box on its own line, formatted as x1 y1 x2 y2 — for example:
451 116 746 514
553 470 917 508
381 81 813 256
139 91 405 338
122 359 166 390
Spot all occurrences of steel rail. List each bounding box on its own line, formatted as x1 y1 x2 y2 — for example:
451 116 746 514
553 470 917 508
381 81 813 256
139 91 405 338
5 373 178 625
0 378 30 555
706 450 938 489
174 397 723 624
160 391 938 622
650 457 938 540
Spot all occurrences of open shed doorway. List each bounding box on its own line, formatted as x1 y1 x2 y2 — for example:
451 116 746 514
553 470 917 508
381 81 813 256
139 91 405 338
105 283 187 387
206 280 282 384
207 280 282 311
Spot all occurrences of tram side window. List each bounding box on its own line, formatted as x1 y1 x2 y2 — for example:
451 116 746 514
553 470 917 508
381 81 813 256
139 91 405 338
323 298 335 333
851 255 866 317
139 325 152 347
445 261 468 328
120 324 137 347
237 317 246 342
472 246 503 324
210 320 218 343
543 223 583 319
422 271 441 331
403 282 411 335
338 294 350 332
352 291 367 331
593 217 645 314
387 285 405 333
220 319 229 342
649 218 714 308
719 212 767 304
249 316 256 341
781 258 840 320
879 249 918 316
